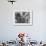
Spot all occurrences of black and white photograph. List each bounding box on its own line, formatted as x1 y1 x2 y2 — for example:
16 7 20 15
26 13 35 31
14 10 33 26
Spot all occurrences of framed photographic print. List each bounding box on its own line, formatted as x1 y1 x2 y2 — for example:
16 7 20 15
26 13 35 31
13 10 33 26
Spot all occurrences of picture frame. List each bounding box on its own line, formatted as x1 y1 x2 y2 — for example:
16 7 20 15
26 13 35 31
13 10 33 26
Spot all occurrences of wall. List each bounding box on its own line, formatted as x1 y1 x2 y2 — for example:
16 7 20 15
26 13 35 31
0 0 46 41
